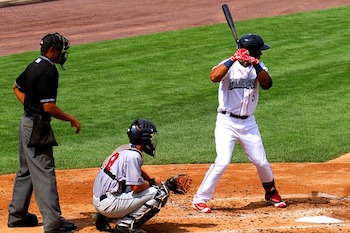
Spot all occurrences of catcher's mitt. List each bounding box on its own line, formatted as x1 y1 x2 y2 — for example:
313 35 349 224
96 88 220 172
165 174 192 194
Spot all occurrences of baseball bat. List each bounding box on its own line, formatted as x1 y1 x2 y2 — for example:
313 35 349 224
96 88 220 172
222 4 240 48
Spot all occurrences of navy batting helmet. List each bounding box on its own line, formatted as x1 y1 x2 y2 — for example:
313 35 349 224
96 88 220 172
239 34 269 57
127 119 158 156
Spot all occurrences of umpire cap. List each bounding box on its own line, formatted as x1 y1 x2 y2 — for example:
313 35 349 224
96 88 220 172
40 32 70 51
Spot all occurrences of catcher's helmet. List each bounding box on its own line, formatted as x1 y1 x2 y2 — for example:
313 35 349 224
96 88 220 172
127 119 158 157
239 34 270 55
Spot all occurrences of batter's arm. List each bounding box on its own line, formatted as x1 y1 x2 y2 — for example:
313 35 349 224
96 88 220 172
255 65 273 89
210 64 229 83
12 84 25 104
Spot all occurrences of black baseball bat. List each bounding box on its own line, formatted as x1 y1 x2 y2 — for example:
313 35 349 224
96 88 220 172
222 4 240 48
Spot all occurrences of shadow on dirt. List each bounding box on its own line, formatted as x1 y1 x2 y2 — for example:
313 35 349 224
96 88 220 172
71 211 216 232
212 197 331 212
146 222 217 233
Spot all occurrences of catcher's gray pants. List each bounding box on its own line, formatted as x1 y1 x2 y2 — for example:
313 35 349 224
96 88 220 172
93 186 168 228
8 115 64 232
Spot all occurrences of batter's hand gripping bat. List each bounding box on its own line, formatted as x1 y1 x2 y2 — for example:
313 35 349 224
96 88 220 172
222 4 240 48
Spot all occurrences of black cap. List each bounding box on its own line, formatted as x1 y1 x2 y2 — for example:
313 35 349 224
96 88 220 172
40 33 70 50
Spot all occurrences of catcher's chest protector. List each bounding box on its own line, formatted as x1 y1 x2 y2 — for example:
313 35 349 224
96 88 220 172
100 144 142 180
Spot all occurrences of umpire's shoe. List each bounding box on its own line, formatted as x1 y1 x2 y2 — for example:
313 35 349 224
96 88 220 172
116 226 147 233
8 213 38 227
44 220 77 233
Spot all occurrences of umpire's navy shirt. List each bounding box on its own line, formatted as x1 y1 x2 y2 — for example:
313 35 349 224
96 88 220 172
15 55 58 120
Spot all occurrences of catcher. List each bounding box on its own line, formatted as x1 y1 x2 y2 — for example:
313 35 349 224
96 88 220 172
93 119 192 233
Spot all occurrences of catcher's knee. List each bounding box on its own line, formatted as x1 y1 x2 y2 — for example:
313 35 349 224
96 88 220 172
150 183 169 208
130 184 169 229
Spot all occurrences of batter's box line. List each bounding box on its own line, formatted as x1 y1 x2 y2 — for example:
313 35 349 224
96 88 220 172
310 191 350 201
210 193 350 201
200 223 350 233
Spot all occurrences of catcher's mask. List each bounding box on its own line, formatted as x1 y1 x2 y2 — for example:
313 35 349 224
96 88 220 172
239 33 269 58
127 119 158 157
40 32 70 69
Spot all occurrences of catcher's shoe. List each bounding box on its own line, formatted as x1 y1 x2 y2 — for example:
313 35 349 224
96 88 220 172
115 226 147 233
192 203 212 213
265 193 287 208
93 212 111 231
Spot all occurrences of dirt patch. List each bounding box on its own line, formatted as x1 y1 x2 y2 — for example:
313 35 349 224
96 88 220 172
1 0 350 232
1 161 350 233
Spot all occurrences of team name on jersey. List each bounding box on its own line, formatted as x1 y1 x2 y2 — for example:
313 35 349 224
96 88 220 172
229 78 256 90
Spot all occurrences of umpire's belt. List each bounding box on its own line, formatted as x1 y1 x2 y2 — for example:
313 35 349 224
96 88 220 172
220 111 249 119
24 112 51 122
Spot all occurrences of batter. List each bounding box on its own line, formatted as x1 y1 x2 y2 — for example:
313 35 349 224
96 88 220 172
192 34 286 213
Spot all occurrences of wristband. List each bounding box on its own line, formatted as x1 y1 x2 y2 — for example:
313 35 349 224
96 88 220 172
223 59 234 68
254 64 263 74
148 178 156 187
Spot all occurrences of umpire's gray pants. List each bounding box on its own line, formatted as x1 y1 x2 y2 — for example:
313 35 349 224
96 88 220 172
8 115 64 232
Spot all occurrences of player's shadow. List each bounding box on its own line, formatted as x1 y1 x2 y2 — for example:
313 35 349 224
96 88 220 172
69 212 105 231
213 196 331 212
71 212 215 232
69 198 332 231
145 222 216 233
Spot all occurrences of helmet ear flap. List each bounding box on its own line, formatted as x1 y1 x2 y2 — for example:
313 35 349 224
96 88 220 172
127 125 141 144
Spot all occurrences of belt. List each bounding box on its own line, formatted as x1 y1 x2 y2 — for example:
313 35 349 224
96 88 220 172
221 111 249 119
100 194 107 201
24 112 35 120
24 112 51 122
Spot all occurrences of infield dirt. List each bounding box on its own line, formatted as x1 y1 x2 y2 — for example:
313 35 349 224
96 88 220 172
1 0 350 232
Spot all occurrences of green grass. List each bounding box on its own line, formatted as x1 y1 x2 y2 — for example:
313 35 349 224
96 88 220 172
1 6 350 174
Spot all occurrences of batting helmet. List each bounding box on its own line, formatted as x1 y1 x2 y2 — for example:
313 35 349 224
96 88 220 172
239 34 269 57
127 119 158 157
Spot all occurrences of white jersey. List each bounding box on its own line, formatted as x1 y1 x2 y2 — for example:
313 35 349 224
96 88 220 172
216 60 268 116
93 144 144 198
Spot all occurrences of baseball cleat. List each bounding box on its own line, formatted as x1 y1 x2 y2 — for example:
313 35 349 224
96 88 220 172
93 212 111 231
115 226 147 233
192 203 212 213
266 193 287 208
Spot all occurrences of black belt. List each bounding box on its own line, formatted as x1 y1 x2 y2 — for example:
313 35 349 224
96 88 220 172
221 111 249 119
100 194 107 201
24 112 51 122
24 112 35 120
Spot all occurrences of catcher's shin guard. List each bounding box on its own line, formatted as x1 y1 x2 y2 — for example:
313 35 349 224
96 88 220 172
130 184 169 230
130 205 160 230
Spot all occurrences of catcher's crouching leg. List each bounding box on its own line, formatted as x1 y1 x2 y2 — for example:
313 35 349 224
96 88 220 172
130 183 169 230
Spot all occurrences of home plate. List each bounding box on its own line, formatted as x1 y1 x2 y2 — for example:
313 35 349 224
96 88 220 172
296 216 343 224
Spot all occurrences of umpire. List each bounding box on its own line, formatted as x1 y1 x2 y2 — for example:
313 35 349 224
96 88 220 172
8 33 80 233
